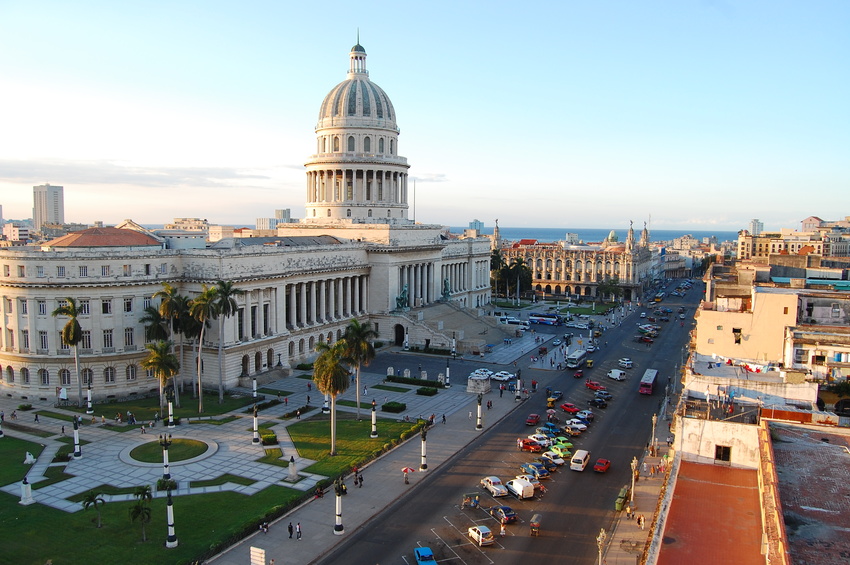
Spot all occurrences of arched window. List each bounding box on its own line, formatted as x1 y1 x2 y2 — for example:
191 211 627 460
327 209 331 217
322 138 327 152
327 331 333 343
81 368 93 385
60 368 71 385
126 365 137 381
104 367 116 383
347 136 355 151
346 209 352 217
39 369 49 386
387 209 391 217
288 342 295 356
368 209 373 217
5 366 13 382
308 336 315 350
364 137 371 152
390 139 394 154
298 339 305 353
21 368 30 384
378 138 384 153
333 136 340 152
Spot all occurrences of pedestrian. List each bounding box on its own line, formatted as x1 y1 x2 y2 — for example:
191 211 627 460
364 386 368 395
642 462 648 476
288 521 294 538
638 514 646 530
500 523 506 537
307 382 311 391
353 475 359 487
499 387 503 398
0 410 4 422
61 425 65 436
296 410 301 420
141 424 146 434
306 395 310 404
296 522 301 540
101 415 105 424
284 397 288 406
625 504 631 519
441 414 446 424
468 411 472 420
358 473 363 487
11 410 17 419
34 413 40 423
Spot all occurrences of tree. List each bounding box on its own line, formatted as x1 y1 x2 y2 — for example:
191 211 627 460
343 319 377 420
169 293 193 405
179 312 203 400
52 297 84 407
189 285 218 413
504 257 532 302
141 341 179 411
153 283 189 406
128 485 153 542
81 491 106 528
490 249 506 298
597 276 623 301
313 340 351 455
214 280 244 403
140 306 169 343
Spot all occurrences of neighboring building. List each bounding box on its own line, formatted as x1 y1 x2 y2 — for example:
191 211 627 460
468 219 484 232
255 217 280 230
748 218 763 236
501 221 653 302
274 209 291 222
2 223 30 242
33 184 64 232
0 42 491 403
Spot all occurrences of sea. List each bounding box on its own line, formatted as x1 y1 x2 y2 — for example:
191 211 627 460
453 227 739 244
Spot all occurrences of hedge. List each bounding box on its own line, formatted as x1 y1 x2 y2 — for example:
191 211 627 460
386 375 447 388
382 401 407 413
416 387 438 396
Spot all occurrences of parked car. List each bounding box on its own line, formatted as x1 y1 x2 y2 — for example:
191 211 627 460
573 369 584 379
636 336 654 344
585 380 606 391
593 458 611 473
540 422 560 433
520 462 550 479
480 476 509 497
415 547 436 565
560 402 580 413
618 358 633 369
468 526 495 546
551 436 574 449
588 398 608 409
533 457 558 472
595 390 613 401
550 444 572 458
586 344 597 353
489 505 518 524
607 369 627 381
566 419 588 431
640 312 647 318
547 390 564 401
576 409 594 421
491 371 515 381
541 451 565 466
518 439 543 453
515 474 543 491
527 434 552 448
526 413 541 426
564 424 584 436
552 339 562 346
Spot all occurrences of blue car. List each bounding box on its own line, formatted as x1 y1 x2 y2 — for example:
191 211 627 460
414 547 435 565
489 505 518 524
520 462 551 479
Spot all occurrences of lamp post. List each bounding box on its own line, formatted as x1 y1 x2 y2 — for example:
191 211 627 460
72 415 82 458
596 528 606 565
333 478 345 535
451 332 456 359
252 405 260 444
630 456 638 503
420 426 428 470
159 433 172 480
252 376 257 404
159 478 179 549
370 399 378 438
476 394 483 430
166 388 175 429
85 382 93 414
445 358 451 387
515 369 522 402
276 353 282 367
651 413 658 455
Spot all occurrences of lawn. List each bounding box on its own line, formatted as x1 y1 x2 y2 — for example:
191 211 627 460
65 390 256 423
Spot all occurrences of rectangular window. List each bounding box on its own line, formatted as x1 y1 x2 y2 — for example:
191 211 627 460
124 297 133 313
39 330 48 350
732 328 742 344
58 333 69 351
20 300 27 315
101 299 112 315
101 265 110 276
7 329 14 348
56 266 66 277
102 329 113 349
124 327 135 347
37 300 47 315
715 445 731 462
123 264 131 276
21 330 29 350
263 304 270 335
832 303 841 318
237 308 245 340
3 265 9 277
144 264 151 275
81 330 92 350
36 266 45 278
160 263 167 274
79 265 88 277
18 265 25 277
79 300 90 315
783 307 788 315
143 296 152 310
251 305 258 337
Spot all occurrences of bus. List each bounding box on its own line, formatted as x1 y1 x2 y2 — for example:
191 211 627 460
654 292 665 303
565 350 587 369
528 312 562 325
638 369 658 395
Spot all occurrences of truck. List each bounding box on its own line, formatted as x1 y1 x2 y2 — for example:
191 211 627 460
505 478 535 500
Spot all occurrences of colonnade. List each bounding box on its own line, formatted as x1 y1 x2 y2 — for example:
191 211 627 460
283 274 368 330
398 262 434 308
306 168 407 207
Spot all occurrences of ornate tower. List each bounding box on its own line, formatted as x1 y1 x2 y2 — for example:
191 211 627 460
304 43 411 224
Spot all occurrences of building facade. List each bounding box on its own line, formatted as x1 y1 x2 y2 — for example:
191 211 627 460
0 43 491 403
33 184 64 233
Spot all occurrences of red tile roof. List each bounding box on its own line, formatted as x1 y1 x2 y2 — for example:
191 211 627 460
44 227 162 248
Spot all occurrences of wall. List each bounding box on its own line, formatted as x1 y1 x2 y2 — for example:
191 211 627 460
678 417 761 469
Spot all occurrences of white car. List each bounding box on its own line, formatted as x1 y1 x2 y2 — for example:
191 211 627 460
566 419 588 431
480 476 508 497
618 358 633 369
541 451 565 466
468 526 495 546
576 409 594 421
586 344 597 353
470 368 493 378
515 474 543 490
491 371 514 381
640 312 647 318
527 434 552 448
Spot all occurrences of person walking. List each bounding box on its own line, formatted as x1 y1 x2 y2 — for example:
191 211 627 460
468 411 472 420
61 425 65 436
296 522 301 540
638 514 646 530
34 413 40 423
357 473 363 487
288 522 294 538
295 410 301 420
442 414 446 424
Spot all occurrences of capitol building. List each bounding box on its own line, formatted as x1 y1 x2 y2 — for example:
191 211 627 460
0 43 492 402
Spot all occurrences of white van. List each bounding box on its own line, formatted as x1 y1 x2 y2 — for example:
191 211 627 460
570 449 590 472
507 319 530 329
505 478 535 500
607 369 627 381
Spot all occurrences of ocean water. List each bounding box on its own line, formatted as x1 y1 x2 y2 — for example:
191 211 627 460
455 227 739 244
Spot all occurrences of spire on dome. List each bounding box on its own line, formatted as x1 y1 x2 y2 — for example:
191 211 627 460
349 34 368 77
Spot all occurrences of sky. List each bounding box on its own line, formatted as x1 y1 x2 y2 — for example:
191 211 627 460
1 0 848 232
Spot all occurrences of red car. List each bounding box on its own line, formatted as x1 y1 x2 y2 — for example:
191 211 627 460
573 369 584 379
585 380 606 391
560 403 580 414
518 439 543 452
526 413 541 426
637 336 654 344
593 458 611 473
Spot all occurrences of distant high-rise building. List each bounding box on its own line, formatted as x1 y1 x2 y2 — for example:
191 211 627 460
274 209 291 221
468 219 484 232
256 217 280 230
0 204 4 228
748 219 764 236
33 184 64 232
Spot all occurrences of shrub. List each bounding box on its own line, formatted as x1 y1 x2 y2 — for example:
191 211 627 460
416 387 438 396
295 363 313 371
382 401 406 413
260 431 277 446
17 403 33 411
386 375 446 388
374 341 384 349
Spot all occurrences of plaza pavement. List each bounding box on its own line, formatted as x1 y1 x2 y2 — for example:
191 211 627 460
1 304 674 564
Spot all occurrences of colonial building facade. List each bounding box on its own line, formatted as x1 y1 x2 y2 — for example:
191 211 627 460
0 43 491 402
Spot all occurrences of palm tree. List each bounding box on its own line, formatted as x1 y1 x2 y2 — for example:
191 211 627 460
180 312 203 399
52 297 84 407
128 485 152 542
141 341 179 411
214 280 244 403
313 340 351 456
189 285 219 413
153 283 187 406
343 319 377 420
490 249 506 298
81 491 106 528
140 306 169 342
169 294 192 405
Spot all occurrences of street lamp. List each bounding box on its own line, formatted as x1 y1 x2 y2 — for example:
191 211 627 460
86 382 93 414
596 528 606 565
445 357 451 387
451 332 456 359
166 388 175 429
476 394 483 430
72 415 82 458
651 413 658 455
370 399 378 438
252 376 257 403
252 405 260 444
158 478 179 549
159 433 172 480
333 478 345 535
420 426 428 470
630 456 638 504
